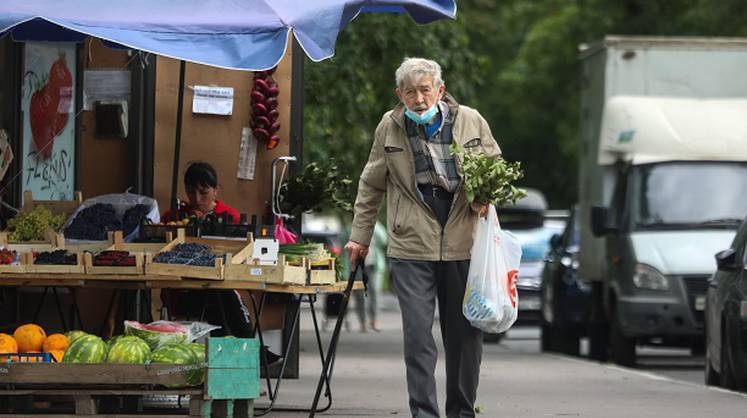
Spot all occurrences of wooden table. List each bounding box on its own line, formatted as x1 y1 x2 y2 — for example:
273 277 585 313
0 272 364 417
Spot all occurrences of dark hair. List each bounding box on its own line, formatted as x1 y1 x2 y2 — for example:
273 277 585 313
184 161 218 189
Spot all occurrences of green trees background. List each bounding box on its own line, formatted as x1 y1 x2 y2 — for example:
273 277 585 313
303 0 747 209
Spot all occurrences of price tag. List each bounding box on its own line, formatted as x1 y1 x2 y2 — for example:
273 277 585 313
250 268 262 276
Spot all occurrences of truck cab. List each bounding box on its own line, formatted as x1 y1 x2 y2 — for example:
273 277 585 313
578 37 747 366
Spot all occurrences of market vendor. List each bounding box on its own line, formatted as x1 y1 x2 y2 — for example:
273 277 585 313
162 161 240 223
159 161 253 340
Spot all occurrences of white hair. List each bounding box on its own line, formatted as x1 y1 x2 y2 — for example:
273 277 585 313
395 57 444 89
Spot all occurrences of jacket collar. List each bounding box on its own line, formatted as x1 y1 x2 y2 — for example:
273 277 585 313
390 92 460 130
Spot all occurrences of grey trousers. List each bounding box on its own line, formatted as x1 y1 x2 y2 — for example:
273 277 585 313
390 257 482 418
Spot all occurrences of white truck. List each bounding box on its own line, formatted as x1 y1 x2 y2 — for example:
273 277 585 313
577 36 747 365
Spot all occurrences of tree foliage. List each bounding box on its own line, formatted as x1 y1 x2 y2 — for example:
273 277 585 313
304 0 747 209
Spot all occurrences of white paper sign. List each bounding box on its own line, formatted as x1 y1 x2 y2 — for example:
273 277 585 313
83 70 131 111
192 86 234 115
237 127 257 180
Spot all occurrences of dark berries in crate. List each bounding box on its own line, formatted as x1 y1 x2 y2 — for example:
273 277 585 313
154 243 217 267
34 250 77 265
93 250 136 267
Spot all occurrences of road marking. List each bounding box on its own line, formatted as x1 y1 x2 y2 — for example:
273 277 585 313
544 353 747 399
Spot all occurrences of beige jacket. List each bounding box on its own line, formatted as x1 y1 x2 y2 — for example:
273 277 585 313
349 94 501 261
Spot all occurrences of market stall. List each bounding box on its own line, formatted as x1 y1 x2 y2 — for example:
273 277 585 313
0 1 457 416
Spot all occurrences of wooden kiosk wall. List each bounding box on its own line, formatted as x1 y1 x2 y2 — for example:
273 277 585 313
152 47 294 217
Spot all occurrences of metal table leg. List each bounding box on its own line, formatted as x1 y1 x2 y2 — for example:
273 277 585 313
254 295 301 416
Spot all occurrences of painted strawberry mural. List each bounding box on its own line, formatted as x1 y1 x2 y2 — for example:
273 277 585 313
48 54 72 136
26 52 72 160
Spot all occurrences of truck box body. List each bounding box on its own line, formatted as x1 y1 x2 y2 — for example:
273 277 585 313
578 36 747 282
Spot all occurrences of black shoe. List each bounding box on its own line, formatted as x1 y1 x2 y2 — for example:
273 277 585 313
260 345 283 367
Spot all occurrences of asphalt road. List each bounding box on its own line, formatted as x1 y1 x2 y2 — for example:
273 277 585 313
260 293 747 417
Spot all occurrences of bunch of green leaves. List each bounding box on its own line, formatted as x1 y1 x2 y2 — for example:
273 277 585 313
8 206 67 241
279 160 353 217
451 143 527 206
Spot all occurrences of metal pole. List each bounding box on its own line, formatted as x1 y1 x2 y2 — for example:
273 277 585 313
169 60 187 215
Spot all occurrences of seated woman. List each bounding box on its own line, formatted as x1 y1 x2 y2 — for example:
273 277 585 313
162 161 239 224
159 162 251 337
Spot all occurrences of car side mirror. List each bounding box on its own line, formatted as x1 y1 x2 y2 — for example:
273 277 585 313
715 249 738 272
591 206 617 237
550 234 562 249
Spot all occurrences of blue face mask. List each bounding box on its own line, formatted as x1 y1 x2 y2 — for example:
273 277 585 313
405 104 439 125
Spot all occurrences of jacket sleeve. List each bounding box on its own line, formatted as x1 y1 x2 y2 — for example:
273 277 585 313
349 116 389 246
478 112 502 158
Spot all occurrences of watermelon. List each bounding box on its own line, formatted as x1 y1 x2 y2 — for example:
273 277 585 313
64 330 88 344
151 343 200 387
62 335 106 363
106 335 124 352
107 336 151 364
124 321 188 350
187 342 206 384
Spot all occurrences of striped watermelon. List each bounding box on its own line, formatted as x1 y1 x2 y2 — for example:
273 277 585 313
107 336 151 364
151 343 200 387
187 342 206 384
105 335 124 352
64 330 88 344
62 335 106 363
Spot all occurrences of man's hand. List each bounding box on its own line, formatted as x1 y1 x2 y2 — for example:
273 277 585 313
470 202 490 218
344 240 369 265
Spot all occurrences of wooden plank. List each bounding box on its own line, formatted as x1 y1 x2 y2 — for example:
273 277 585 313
1 363 192 386
74 395 97 415
206 338 258 369
146 257 224 281
206 369 259 401
234 399 253 418
0 415 187 418
21 190 83 215
84 252 145 276
190 398 211 417
0 389 202 396
26 252 86 274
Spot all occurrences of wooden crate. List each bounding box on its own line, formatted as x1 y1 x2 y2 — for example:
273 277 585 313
25 250 85 274
0 230 60 274
83 232 170 275
146 230 252 280
20 190 83 215
309 258 337 285
0 337 259 417
224 254 307 285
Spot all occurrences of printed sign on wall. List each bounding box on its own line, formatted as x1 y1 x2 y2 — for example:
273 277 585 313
21 42 76 200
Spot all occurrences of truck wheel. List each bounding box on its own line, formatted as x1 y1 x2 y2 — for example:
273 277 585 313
610 306 636 367
556 329 580 356
588 320 609 362
540 320 555 352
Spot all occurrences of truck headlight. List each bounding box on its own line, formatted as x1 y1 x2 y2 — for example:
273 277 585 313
633 264 669 291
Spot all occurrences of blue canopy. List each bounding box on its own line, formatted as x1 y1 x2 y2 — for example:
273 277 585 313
0 0 456 71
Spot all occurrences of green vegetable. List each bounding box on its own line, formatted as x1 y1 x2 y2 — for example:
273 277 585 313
279 160 353 216
451 143 527 206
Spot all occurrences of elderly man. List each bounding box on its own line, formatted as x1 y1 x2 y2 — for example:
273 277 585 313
345 57 501 418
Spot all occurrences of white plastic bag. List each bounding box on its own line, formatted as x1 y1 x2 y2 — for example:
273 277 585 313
63 192 160 243
463 205 522 334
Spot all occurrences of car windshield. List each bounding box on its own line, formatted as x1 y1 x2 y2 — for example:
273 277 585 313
633 162 747 228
